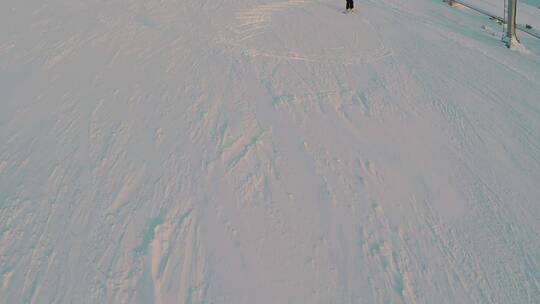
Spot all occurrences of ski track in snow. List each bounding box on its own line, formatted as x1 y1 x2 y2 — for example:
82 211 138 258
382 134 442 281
1 0 540 303
223 0 393 65
233 0 309 42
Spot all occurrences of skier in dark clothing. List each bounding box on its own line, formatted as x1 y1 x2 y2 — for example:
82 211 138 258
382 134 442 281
346 0 354 11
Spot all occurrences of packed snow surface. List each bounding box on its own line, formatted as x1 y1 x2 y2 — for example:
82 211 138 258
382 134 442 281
1 0 540 303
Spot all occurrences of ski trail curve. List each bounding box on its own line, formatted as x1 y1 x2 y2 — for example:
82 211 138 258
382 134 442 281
231 0 308 42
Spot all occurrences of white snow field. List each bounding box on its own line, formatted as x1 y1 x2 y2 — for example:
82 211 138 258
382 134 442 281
1 0 540 303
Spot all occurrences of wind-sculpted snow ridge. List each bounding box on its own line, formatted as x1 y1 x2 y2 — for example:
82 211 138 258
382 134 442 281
1 0 540 303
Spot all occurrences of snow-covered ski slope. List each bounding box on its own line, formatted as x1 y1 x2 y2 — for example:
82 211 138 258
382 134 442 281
1 0 540 303
461 0 540 29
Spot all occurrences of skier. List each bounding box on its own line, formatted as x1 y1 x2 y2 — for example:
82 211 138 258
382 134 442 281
346 0 354 12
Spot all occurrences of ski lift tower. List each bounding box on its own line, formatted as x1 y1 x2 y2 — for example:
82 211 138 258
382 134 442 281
503 0 519 48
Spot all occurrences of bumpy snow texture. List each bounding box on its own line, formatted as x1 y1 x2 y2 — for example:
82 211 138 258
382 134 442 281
1 0 540 303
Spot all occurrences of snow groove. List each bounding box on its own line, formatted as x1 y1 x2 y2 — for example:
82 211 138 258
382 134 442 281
232 0 308 42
